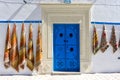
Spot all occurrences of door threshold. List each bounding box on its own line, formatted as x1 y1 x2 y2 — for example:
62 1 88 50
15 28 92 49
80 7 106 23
51 72 81 75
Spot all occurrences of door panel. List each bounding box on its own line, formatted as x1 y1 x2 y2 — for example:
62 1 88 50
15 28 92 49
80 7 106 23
53 24 80 72
66 59 80 72
66 24 79 45
54 59 66 71
53 24 65 45
54 45 65 58
66 45 79 59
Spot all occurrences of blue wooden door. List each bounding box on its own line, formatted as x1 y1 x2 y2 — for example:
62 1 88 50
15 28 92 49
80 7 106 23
53 24 80 72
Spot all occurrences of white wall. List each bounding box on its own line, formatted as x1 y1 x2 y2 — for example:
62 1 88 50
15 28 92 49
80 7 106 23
91 0 120 73
0 1 42 75
91 25 120 73
0 0 92 20
0 4 41 20
0 0 120 73
0 23 39 75
1 0 120 21
91 0 120 22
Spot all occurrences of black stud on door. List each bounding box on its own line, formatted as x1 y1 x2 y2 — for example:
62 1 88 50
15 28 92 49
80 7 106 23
53 24 80 72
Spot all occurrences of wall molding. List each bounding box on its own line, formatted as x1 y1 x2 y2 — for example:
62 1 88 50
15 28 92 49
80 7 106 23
40 4 92 74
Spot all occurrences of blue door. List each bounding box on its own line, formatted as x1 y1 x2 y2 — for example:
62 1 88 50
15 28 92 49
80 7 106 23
53 24 80 72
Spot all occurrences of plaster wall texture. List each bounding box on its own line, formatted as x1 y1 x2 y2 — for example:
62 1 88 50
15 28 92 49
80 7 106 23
0 0 120 74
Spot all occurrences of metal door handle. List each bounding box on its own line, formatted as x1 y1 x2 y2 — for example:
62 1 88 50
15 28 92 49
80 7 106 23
64 40 68 42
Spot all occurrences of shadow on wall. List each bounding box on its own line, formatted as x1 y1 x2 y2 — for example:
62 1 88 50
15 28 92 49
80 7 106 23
11 5 40 20
26 6 42 20
8 4 25 20
0 2 41 20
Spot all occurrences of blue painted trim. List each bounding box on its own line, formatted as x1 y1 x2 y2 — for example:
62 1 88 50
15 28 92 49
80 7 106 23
91 21 120 25
0 20 42 23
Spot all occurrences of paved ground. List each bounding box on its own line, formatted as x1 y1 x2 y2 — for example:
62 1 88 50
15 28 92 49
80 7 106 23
1 74 120 80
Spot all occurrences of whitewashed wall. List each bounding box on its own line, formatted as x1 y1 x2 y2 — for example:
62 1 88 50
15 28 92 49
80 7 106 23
0 0 120 73
91 0 120 73
0 0 93 20
0 4 41 20
1 0 120 21
0 23 39 75
91 0 120 22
